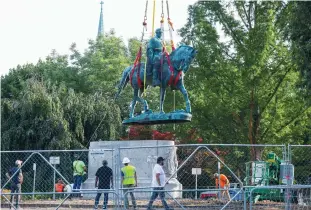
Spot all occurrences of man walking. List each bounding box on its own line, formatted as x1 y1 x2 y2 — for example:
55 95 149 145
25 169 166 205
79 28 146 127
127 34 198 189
94 160 113 210
72 154 86 198
214 173 231 200
6 160 23 209
121 157 137 210
147 157 173 210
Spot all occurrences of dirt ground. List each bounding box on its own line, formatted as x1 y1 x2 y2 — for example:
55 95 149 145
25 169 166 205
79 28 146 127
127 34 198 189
1 198 309 210
1 198 239 209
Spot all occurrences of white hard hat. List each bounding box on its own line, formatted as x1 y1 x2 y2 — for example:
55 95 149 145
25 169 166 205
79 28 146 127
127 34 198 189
122 157 130 164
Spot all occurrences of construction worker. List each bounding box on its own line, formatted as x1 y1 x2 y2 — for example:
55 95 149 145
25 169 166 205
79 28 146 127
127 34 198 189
214 173 231 200
121 157 137 210
72 154 87 198
55 178 65 199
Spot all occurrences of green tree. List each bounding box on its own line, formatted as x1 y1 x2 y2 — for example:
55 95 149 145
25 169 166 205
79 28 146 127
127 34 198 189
1 79 121 150
1 79 71 150
282 2 311 93
179 1 311 159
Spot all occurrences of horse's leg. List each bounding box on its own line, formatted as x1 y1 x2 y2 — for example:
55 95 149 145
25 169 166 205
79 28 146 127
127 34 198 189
138 89 149 112
129 88 139 118
179 84 191 113
160 87 166 113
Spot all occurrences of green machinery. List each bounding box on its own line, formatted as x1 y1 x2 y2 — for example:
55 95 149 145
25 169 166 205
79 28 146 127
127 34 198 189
244 152 294 202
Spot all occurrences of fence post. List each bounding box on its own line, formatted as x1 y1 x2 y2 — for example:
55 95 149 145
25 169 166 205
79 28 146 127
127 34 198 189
117 146 121 206
286 155 292 210
32 163 36 200
53 164 56 200
288 144 292 163
217 162 220 199
243 188 247 210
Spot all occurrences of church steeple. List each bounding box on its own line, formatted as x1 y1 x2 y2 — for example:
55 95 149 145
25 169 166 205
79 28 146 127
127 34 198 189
97 1 104 37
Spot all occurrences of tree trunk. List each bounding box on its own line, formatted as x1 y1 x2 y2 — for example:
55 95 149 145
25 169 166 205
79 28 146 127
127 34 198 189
248 89 262 160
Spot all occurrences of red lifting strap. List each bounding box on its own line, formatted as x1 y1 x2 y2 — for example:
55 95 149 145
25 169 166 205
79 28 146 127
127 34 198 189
163 50 175 87
164 50 182 87
129 47 143 88
174 71 182 86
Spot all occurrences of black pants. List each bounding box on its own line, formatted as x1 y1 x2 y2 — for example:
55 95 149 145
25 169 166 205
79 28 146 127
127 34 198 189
10 183 21 208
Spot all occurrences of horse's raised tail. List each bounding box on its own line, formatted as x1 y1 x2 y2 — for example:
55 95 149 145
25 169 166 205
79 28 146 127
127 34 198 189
114 66 132 100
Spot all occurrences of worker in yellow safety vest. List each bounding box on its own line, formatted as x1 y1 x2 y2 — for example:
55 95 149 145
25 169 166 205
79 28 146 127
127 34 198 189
121 157 137 210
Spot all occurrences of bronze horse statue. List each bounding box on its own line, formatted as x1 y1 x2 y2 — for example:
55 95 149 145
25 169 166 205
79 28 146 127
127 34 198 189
115 45 197 119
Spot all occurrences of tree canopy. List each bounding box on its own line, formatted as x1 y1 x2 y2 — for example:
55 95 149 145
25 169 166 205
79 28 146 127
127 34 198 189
178 1 310 157
1 2 310 152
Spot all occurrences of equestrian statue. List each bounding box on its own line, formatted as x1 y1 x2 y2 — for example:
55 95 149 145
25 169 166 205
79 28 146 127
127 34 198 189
115 28 197 125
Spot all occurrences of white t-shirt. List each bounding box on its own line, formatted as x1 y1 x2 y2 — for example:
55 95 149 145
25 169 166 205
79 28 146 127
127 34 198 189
151 164 166 187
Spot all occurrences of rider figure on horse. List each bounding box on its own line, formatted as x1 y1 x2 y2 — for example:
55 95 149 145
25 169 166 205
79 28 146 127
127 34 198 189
147 28 163 87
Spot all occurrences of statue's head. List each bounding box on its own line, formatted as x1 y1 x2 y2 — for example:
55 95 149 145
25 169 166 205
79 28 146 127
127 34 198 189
170 45 197 73
155 28 162 39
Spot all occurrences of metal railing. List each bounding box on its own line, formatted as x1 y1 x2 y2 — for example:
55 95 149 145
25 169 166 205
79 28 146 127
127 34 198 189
1 144 310 209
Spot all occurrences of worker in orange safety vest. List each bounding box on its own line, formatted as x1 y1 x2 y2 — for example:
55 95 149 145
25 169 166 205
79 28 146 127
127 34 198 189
214 173 231 200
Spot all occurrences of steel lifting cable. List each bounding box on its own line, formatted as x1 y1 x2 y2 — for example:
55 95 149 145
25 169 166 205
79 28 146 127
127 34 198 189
159 0 165 100
160 0 165 40
130 0 148 89
165 0 176 116
151 0 156 37
166 0 175 50
143 0 148 33
142 0 148 96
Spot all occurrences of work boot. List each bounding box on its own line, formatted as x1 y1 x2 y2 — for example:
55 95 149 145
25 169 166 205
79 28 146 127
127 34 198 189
152 68 160 87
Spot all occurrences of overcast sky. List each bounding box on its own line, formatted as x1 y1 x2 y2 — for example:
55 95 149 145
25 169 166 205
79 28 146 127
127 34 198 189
0 0 197 76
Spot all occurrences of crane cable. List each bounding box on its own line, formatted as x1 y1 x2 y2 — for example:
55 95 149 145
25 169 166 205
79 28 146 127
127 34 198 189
159 0 165 108
160 0 165 42
165 0 176 116
151 0 156 37
166 0 175 50
142 0 148 96
167 0 177 127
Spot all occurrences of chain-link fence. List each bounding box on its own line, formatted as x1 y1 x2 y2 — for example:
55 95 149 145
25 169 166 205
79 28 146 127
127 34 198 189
117 143 286 209
1 144 311 209
289 145 311 185
248 185 311 210
1 150 90 198
1 149 115 209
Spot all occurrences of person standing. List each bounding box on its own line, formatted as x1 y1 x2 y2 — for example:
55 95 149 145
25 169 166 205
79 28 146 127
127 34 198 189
121 157 137 210
94 160 113 210
72 154 87 198
6 160 23 209
147 157 173 210
214 173 231 200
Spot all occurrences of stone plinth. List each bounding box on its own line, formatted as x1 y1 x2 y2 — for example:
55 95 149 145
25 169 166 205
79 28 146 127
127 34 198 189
82 140 182 199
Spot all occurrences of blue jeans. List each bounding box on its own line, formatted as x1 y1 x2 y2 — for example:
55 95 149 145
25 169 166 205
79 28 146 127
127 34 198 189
73 175 83 197
147 187 170 210
94 191 108 209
